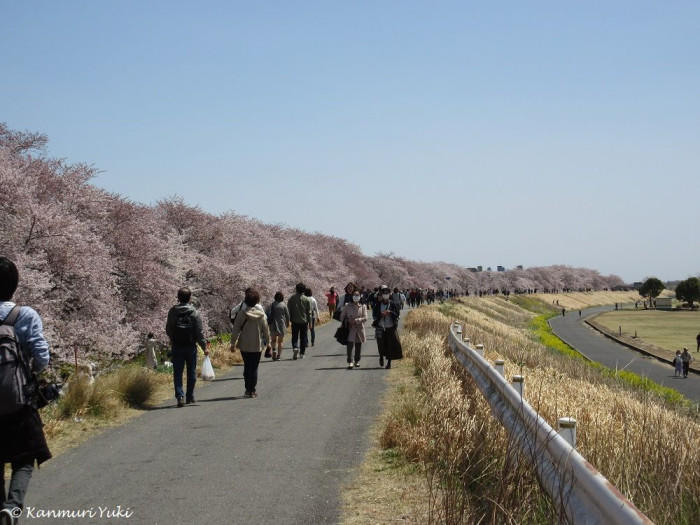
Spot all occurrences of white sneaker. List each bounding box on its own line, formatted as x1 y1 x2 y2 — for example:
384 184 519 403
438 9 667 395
347 362 354 369
299 353 304 359
354 362 360 368
293 349 299 360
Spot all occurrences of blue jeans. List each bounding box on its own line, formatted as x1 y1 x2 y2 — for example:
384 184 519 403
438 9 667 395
309 318 316 345
1 462 33 512
172 349 197 400
291 322 308 354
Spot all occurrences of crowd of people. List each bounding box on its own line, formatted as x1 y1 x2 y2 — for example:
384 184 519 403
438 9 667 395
2 249 698 524
164 282 430 404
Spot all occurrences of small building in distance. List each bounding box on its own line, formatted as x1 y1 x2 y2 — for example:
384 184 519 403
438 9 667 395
655 297 674 310
497 266 505 272
516 265 523 270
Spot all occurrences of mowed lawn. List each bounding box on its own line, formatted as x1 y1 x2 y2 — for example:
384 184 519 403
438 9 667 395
595 310 700 354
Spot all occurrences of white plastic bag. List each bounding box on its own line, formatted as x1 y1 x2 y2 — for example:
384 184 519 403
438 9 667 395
201 356 215 381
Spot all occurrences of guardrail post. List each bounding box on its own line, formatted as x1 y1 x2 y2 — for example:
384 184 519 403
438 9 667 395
512 375 524 397
475 344 484 357
494 359 505 377
463 336 470 346
558 417 577 448
454 323 463 341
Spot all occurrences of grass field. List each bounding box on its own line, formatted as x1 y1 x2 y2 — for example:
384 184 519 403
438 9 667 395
594 309 700 356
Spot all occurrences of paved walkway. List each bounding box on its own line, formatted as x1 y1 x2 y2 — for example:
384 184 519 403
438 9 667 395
549 306 700 403
26 313 398 524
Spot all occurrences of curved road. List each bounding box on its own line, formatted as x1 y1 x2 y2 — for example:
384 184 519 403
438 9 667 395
549 306 700 403
25 315 395 524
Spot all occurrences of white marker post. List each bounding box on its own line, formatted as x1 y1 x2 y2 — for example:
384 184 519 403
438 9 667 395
494 359 505 377
558 417 577 448
512 375 524 397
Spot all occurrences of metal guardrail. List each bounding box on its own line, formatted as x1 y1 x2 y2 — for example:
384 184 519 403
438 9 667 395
448 322 653 525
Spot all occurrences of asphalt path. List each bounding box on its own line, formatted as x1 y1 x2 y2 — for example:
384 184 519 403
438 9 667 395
26 313 397 524
549 306 700 403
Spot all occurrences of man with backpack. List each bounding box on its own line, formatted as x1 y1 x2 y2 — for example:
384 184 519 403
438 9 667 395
166 287 208 407
1 256 51 525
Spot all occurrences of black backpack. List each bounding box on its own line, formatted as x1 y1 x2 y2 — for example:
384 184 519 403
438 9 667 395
173 309 195 345
0 306 32 416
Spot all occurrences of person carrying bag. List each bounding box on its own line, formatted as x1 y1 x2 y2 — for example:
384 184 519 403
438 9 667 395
372 285 402 369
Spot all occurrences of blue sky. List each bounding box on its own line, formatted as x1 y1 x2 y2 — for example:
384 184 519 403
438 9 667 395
2 1 699 282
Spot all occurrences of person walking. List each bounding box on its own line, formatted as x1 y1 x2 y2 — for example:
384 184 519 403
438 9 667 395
696 332 700 352
230 288 271 398
165 287 208 407
391 288 403 311
266 292 289 361
145 332 158 369
0 257 52 525
336 282 357 315
673 350 683 377
325 287 339 320
305 288 320 347
287 282 312 360
680 348 692 379
373 285 401 369
340 290 366 369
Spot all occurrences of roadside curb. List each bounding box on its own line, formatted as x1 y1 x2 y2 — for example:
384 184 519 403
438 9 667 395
584 318 699 375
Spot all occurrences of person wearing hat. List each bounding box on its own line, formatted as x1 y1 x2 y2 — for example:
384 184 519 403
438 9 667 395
372 285 401 369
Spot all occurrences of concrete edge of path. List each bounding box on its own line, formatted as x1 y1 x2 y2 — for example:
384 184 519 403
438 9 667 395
584 318 699 375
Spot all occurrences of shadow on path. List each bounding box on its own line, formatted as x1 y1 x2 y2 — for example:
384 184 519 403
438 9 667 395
196 396 242 403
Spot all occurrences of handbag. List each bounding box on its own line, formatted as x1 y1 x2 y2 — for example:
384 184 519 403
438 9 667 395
334 320 349 345
385 327 403 360
333 299 343 321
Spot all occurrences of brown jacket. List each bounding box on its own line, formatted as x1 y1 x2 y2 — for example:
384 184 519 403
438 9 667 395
231 306 270 353
340 303 367 343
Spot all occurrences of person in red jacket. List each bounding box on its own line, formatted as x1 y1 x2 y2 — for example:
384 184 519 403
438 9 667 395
325 287 339 319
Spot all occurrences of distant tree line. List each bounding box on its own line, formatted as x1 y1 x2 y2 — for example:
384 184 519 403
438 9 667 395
0 124 625 363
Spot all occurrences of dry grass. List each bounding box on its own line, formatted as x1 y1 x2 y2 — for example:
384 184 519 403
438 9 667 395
112 366 159 407
206 339 243 369
532 290 652 310
379 300 700 524
342 359 430 524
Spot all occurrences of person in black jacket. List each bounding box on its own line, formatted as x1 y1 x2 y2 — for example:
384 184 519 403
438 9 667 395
372 285 401 369
165 287 208 407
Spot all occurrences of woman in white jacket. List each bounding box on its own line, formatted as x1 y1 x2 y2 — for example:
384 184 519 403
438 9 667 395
230 289 271 398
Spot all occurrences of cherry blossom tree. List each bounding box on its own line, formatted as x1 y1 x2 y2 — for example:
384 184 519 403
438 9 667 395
0 122 628 366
